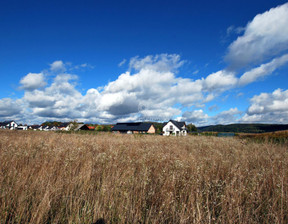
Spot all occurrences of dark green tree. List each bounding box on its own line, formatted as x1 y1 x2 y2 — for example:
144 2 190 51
186 123 197 132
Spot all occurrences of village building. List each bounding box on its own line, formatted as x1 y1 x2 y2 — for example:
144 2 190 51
0 120 18 130
41 125 59 131
74 124 90 131
29 125 41 131
58 122 73 131
162 120 187 136
17 125 28 130
111 122 156 134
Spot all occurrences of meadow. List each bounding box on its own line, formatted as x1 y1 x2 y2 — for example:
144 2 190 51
0 130 287 223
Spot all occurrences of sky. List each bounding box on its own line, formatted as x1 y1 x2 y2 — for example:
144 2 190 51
0 0 288 126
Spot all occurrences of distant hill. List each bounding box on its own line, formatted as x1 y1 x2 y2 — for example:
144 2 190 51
197 124 288 133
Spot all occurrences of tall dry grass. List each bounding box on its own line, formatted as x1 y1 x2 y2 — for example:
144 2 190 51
0 130 287 223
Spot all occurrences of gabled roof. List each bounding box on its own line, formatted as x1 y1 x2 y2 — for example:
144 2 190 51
29 125 41 129
111 122 153 132
42 125 52 129
163 120 186 130
59 122 71 128
74 124 90 131
0 120 16 126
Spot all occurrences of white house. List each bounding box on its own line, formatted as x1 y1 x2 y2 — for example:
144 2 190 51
0 120 18 130
29 125 41 131
42 126 59 131
42 126 51 131
17 125 28 130
163 120 187 136
58 122 73 131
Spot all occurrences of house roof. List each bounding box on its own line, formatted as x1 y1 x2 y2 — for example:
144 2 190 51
0 120 16 126
29 125 41 129
74 124 90 131
111 122 153 132
164 120 186 130
43 125 55 129
59 122 71 128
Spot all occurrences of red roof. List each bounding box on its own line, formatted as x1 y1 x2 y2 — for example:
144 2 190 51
88 126 95 130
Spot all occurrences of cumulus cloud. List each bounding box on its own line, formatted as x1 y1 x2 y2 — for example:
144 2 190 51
98 54 241 121
129 54 185 72
181 108 242 126
204 70 237 91
8 50 287 124
24 91 56 108
5 2 288 126
241 88 288 123
182 110 209 125
50 60 66 72
212 108 241 124
0 98 22 117
3 3 288 125
10 55 225 123
20 73 46 91
225 3 288 69
23 73 83 119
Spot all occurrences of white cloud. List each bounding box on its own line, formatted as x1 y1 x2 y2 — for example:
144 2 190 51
11 55 214 123
204 70 237 91
226 25 245 36
129 54 185 72
3 37 288 125
24 73 83 119
212 108 241 124
182 107 242 126
50 60 66 72
239 54 288 85
118 59 126 67
182 110 209 125
193 70 199 75
0 98 22 118
72 63 94 70
241 88 288 123
24 91 56 108
225 3 288 69
20 73 46 91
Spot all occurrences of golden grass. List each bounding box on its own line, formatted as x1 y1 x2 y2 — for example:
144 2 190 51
0 130 287 223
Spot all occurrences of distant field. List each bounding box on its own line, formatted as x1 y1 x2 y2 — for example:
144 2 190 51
0 131 287 223
238 130 288 144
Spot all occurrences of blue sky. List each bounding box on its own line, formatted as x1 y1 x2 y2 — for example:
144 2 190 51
1 0 288 125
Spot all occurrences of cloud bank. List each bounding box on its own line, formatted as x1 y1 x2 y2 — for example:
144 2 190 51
225 3 288 69
1 3 288 125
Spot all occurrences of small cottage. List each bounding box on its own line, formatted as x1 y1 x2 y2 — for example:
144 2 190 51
163 120 187 136
0 120 18 130
59 122 73 131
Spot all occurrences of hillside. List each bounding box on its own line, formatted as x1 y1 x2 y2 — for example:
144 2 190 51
198 123 288 133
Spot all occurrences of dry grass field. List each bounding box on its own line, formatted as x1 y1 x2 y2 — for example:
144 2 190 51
0 130 287 223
